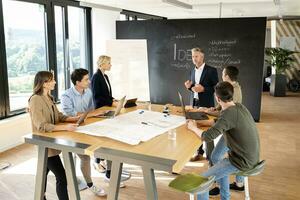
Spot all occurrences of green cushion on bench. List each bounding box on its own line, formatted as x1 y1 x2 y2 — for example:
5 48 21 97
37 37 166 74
169 173 208 193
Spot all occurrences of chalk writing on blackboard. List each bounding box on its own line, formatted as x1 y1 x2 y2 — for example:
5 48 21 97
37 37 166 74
207 39 240 68
171 43 193 69
173 43 192 61
171 34 196 39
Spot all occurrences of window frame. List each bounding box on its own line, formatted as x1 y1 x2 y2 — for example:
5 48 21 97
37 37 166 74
0 0 9 119
51 0 93 99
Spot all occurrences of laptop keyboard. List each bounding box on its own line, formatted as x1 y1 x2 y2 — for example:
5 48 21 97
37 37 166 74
186 112 209 120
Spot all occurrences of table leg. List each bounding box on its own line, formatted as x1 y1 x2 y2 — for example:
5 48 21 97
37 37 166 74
62 151 80 200
34 146 48 200
107 161 123 200
142 167 158 200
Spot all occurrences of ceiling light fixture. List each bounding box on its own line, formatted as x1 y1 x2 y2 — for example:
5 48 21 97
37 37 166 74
162 0 193 9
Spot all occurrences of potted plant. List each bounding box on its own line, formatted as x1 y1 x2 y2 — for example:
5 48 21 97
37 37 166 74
265 47 297 96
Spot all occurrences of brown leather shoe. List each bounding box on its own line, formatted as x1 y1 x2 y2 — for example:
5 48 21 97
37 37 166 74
190 154 205 162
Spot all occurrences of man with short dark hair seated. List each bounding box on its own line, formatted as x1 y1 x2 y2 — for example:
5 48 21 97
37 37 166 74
187 81 260 200
61 68 131 190
61 68 106 196
196 65 244 196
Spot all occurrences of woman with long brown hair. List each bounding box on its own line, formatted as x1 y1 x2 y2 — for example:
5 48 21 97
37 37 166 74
28 71 78 200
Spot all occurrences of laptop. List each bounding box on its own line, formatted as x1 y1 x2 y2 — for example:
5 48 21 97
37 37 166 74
76 111 89 126
96 96 126 118
178 91 209 120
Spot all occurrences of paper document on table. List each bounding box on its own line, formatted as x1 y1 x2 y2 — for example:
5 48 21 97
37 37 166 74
76 109 185 145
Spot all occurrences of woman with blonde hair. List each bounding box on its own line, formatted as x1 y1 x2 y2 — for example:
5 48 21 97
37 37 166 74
28 71 78 200
91 55 131 186
91 55 117 108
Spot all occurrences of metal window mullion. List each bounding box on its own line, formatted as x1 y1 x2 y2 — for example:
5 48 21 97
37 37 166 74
44 5 49 71
0 0 9 118
60 6 68 96
46 0 58 100
64 5 71 89
85 8 93 75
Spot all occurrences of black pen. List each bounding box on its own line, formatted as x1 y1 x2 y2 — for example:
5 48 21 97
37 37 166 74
141 121 165 128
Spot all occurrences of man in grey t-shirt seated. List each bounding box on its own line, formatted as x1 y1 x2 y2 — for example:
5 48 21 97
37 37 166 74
187 81 260 200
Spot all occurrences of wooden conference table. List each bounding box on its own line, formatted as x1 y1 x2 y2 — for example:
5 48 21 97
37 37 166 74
24 103 210 200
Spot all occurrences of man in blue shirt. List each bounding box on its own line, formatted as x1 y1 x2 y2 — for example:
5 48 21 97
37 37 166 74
61 68 130 190
61 68 106 196
61 69 94 116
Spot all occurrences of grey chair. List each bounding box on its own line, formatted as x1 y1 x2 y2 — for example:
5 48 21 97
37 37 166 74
235 160 266 200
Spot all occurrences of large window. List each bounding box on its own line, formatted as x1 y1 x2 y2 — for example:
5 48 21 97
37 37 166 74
2 0 47 112
55 5 66 99
55 5 89 98
0 0 92 118
68 6 87 72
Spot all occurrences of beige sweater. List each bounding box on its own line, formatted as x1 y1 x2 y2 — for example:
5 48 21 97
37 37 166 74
29 94 67 157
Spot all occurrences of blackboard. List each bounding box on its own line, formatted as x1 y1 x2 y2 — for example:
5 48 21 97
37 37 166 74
116 18 266 121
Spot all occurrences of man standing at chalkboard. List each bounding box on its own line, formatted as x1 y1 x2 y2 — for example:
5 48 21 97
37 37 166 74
184 47 219 162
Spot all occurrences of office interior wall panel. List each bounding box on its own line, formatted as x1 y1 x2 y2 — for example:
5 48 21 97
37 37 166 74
276 20 300 80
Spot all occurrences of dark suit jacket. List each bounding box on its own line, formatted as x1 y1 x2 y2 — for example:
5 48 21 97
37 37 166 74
189 64 219 107
91 69 113 109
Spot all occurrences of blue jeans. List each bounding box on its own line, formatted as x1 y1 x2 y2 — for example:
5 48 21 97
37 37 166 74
197 158 240 200
211 136 244 184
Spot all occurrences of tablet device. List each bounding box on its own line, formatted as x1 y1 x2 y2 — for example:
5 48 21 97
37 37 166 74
124 98 137 108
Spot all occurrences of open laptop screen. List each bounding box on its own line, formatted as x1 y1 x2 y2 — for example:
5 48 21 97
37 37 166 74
113 96 126 117
178 91 187 119
77 111 89 125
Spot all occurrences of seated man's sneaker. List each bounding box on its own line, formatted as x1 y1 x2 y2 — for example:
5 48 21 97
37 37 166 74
104 171 131 188
209 186 220 196
230 182 245 191
89 185 106 197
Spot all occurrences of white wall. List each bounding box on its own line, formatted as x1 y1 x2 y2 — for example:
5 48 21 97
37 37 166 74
0 114 32 152
92 7 120 72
